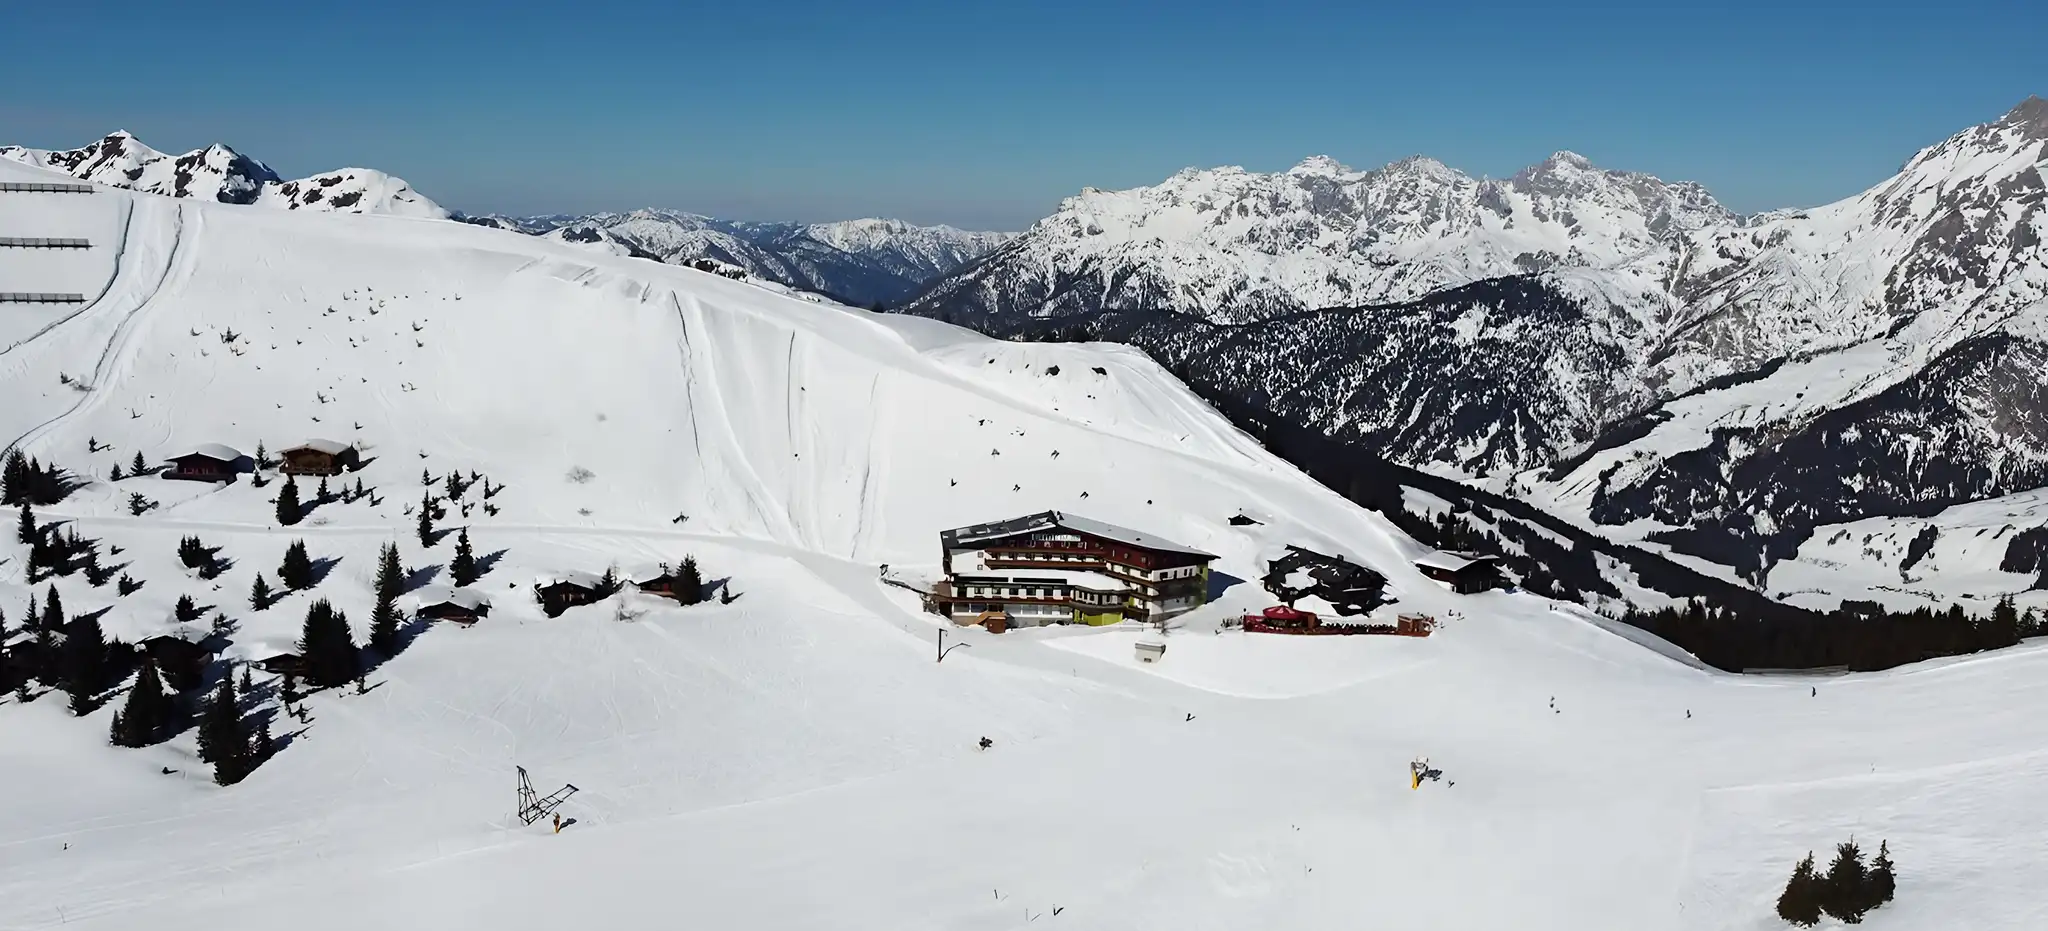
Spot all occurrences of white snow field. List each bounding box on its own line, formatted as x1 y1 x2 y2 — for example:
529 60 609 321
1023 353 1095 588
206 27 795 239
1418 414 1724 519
2 164 2046 931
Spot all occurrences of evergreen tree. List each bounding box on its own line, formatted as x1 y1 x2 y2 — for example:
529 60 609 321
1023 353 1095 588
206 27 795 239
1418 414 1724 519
201 677 253 785
595 565 621 598
450 529 478 586
275 474 302 526
1 449 26 504
25 592 37 632
417 491 435 546
175 594 201 624
1776 852 1822 927
255 440 268 468
251 717 275 764
316 475 330 502
676 555 703 605
279 539 314 591
42 584 63 631
131 450 147 476
60 613 108 714
368 587 400 657
422 468 433 487
16 501 35 544
1866 840 1896 908
375 542 404 602
1987 596 2021 647
109 462 124 482
110 661 173 747
1821 840 1870 923
297 598 358 688
250 574 274 611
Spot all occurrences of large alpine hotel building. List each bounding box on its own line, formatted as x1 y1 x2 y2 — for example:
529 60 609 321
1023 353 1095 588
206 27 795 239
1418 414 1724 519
931 511 1217 627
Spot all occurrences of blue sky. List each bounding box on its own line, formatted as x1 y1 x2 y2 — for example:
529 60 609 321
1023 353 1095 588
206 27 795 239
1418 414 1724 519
4 0 2042 228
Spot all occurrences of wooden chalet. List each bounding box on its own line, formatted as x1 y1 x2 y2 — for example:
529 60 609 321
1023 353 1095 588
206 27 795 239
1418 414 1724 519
163 443 247 482
257 652 310 677
632 565 698 602
416 588 490 626
278 438 359 476
140 632 211 691
932 511 1217 629
1414 552 1501 594
535 572 605 616
1261 546 1388 616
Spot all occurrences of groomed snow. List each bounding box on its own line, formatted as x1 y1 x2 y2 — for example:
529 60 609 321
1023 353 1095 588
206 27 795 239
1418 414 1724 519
0 179 2044 931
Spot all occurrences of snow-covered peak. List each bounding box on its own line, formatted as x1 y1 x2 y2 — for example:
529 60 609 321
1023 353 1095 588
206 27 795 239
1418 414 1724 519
0 131 447 218
1288 154 1354 176
945 148 1731 323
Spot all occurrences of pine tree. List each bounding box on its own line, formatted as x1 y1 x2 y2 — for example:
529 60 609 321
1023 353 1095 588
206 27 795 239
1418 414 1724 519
297 598 358 688
109 462 124 482
42 584 64 631
250 574 274 610
60 613 108 714
251 717 274 764
1 449 26 504
26 593 38 632
368 588 400 657
375 542 404 602
417 491 435 546
421 467 433 487
280 539 314 591
676 555 703 605
276 474 302 526
131 450 148 476
16 501 35 544
1866 840 1896 908
1821 840 1869 923
1987 596 2021 647
1776 852 1822 927
175 594 201 624
596 565 621 597
201 677 252 785
255 440 268 468
316 475 330 502
450 529 478 586
110 661 173 747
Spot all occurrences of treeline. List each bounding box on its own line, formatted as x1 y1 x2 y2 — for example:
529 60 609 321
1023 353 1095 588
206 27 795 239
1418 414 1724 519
1626 597 2043 672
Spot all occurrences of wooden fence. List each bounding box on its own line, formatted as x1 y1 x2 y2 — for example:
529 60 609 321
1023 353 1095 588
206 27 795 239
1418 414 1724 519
0 182 96 193
0 237 90 248
0 293 87 303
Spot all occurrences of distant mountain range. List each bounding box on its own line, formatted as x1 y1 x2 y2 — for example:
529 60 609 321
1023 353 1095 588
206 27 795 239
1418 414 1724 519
461 211 1011 307
0 132 1012 309
900 96 2048 604
0 132 447 218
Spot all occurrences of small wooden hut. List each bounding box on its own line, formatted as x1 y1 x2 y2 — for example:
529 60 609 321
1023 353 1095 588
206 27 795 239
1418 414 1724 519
535 572 605 616
417 588 490 626
163 444 247 482
278 439 359 476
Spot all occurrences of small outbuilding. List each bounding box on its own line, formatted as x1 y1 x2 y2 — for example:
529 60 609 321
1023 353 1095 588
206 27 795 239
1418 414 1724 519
535 571 606 617
278 439 360 476
1413 552 1501 594
416 588 491 626
1135 637 1167 664
163 444 248 482
256 652 310 677
631 564 700 603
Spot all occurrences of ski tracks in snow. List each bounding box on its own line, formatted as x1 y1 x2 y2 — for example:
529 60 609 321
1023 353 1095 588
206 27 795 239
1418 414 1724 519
4 200 194 459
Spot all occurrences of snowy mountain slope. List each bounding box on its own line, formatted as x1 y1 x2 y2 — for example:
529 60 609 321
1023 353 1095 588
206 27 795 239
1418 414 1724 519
905 98 2048 589
469 210 1011 307
4 170 2046 931
1767 487 2048 612
0 131 447 218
